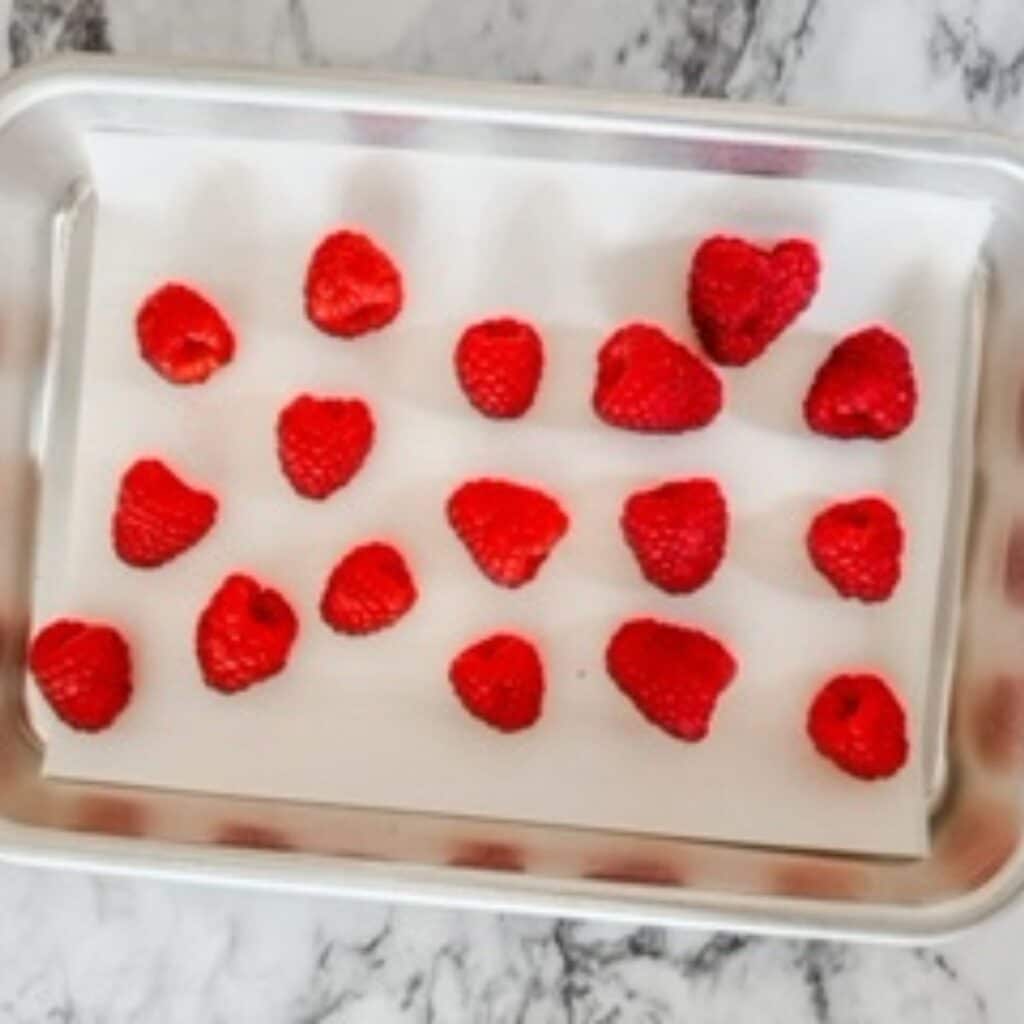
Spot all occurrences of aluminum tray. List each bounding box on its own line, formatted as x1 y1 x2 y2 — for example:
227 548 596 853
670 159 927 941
1 56 1022 941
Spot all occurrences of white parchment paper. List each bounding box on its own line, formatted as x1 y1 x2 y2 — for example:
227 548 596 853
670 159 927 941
31 130 991 855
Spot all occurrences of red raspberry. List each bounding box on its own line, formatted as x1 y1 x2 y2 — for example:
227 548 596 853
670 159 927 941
112 458 218 568
593 323 722 433
606 618 737 741
304 229 403 337
276 394 375 500
688 235 820 366
621 478 727 594
447 478 569 588
449 633 544 732
136 283 235 385
455 317 544 419
196 574 298 693
29 619 132 731
320 542 418 635
807 673 908 780
804 327 917 439
807 496 903 602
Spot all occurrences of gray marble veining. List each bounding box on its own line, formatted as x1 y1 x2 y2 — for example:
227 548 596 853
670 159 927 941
0 865 1000 1021
1 0 1023 1020
11 0 1024 125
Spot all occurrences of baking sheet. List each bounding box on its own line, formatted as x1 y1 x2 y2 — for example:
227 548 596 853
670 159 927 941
29 130 990 856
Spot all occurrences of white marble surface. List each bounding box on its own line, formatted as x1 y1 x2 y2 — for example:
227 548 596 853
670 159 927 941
2 0 1024 1020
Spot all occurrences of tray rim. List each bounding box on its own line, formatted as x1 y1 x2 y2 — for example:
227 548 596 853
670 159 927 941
4 52 1024 942
7 52 1024 166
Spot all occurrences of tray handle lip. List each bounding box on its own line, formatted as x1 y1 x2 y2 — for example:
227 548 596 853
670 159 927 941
0 811 1019 944
1 52 1023 173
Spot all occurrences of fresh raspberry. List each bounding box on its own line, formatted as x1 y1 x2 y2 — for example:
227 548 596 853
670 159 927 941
621 478 727 594
807 496 903 602
804 327 917 439
196 574 298 693
449 633 544 732
29 619 132 731
136 283 235 385
447 478 569 588
688 235 820 365
455 317 544 419
606 618 737 741
807 673 908 779
593 323 722 433
320 542 418 635
112 458 218 568
277 394 375 500
304 229 403 337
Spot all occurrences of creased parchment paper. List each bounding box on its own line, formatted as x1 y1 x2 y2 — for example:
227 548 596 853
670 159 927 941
30 131 991 855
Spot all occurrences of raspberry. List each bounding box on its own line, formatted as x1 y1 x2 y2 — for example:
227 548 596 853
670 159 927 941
136 283 235 385
196 574 298 693
807 673 908 779
447 478 569 588
304 229 403 337
804 327 917 439
112 458 218 568
688 235 820 365
455 317 544 419
449 633 544 732
320 542 418 635
29 619 132 731
807 496 903 602
621 478 727 594
593 323 722 433
606 618 737 741
276 394 375 500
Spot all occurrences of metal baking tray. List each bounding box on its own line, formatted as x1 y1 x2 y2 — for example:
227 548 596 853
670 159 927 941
1 55 1022 940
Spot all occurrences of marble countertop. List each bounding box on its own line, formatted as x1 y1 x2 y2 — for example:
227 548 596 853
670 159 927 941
2 1 1023 1020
